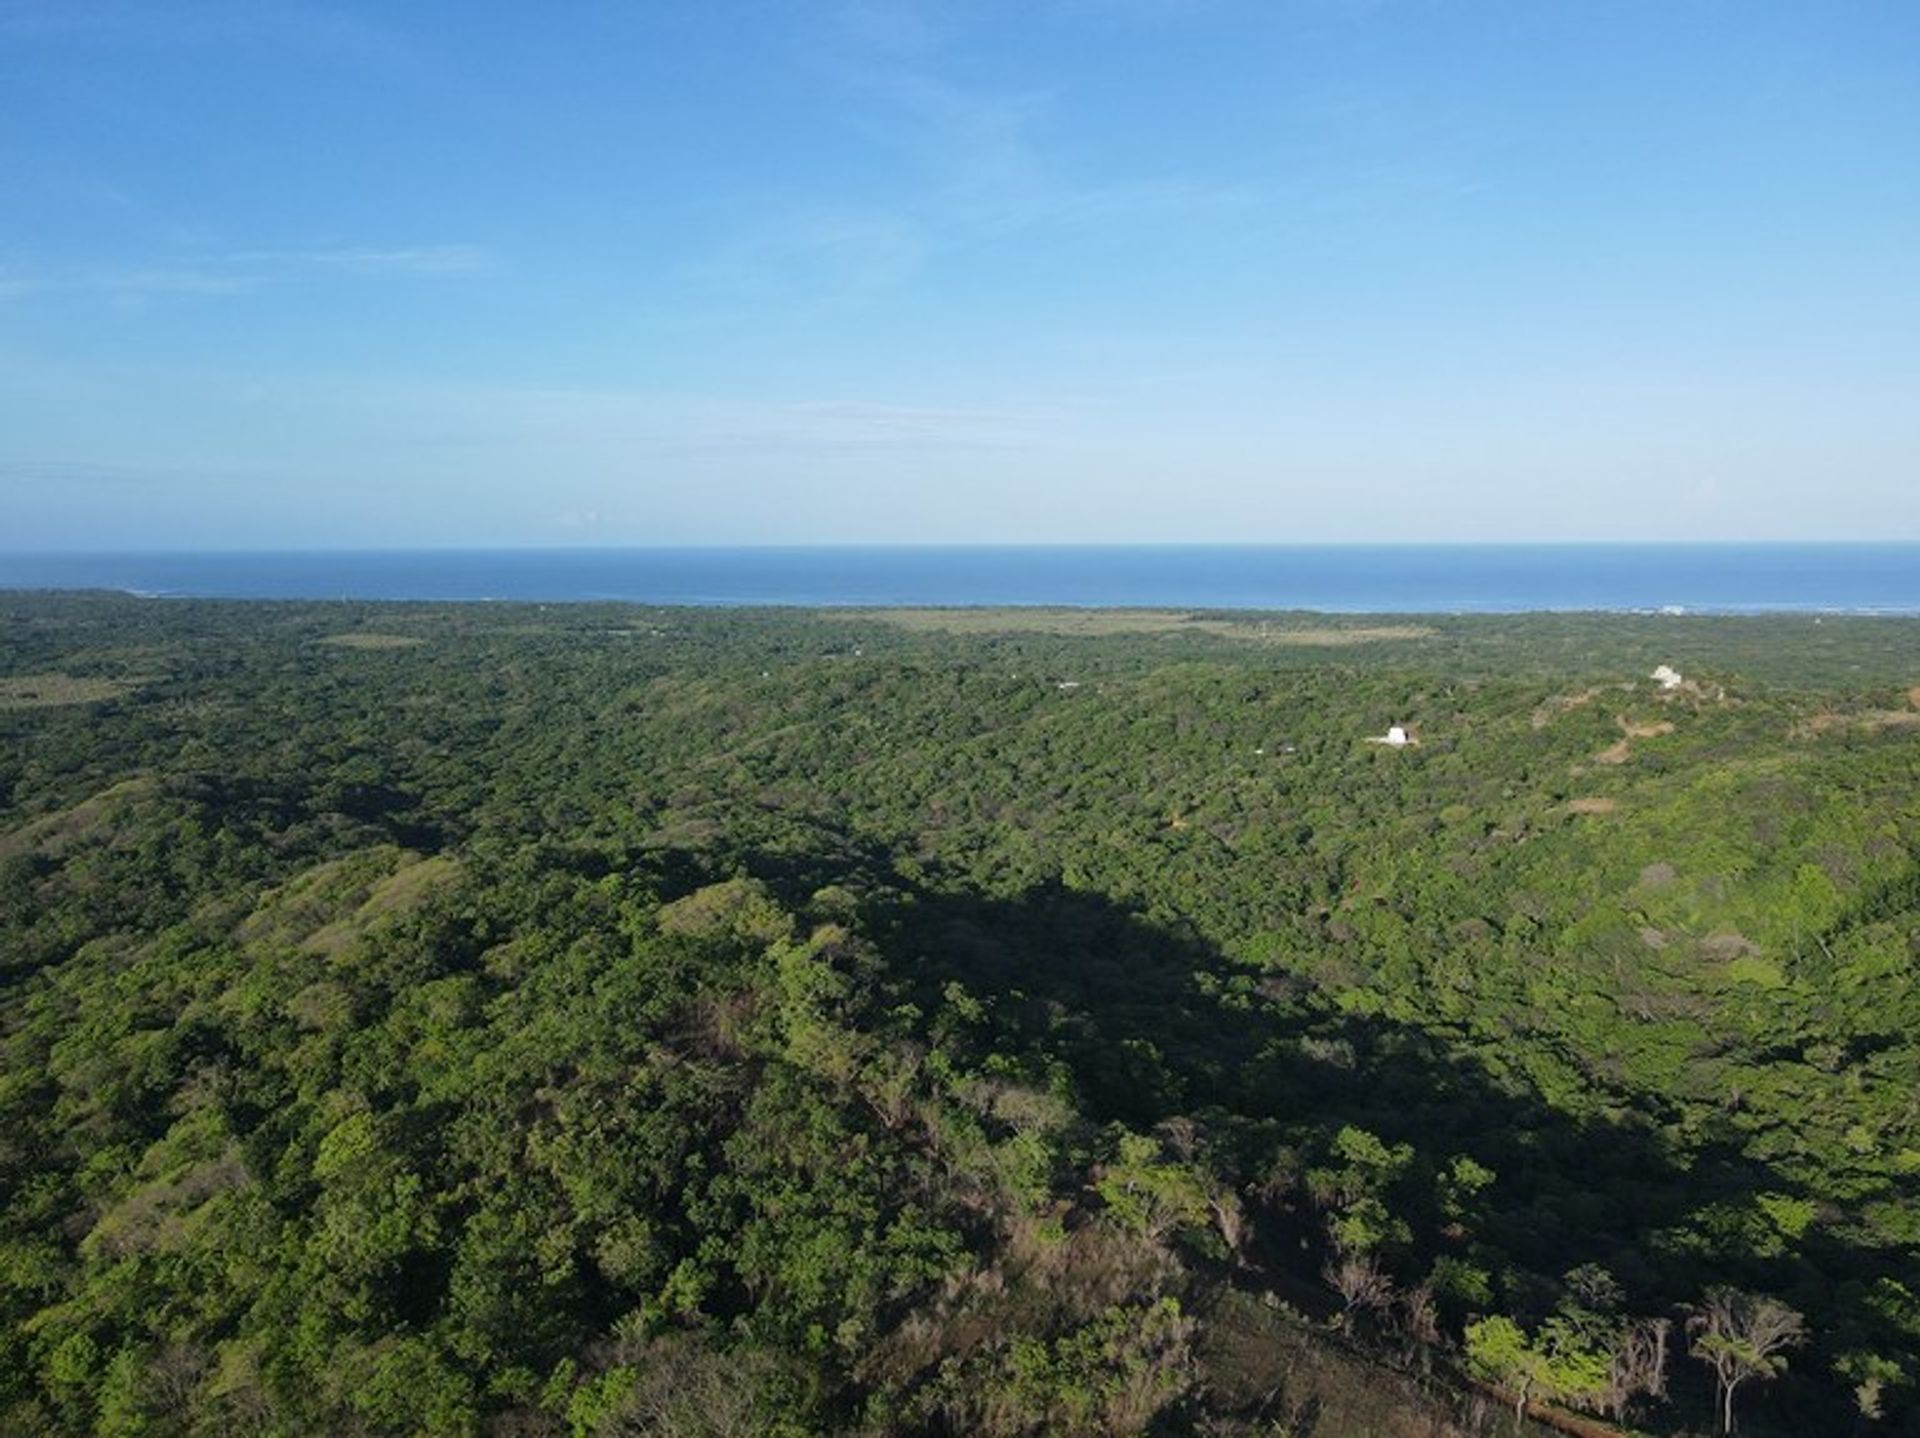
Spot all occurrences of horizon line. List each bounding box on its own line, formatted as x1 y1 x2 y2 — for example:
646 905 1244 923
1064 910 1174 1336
6 539 1920 557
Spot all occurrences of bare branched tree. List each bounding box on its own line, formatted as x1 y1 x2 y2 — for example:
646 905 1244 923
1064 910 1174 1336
1395 1283 1441 1372
1323 1252 1394 1329
598 1333 787 1438
1209 1187 1247 1263
1688 1287 1805 1434
1604 1316 1670 1421
145 1343 211 1426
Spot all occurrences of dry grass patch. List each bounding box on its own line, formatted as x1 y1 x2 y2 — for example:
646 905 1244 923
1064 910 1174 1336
239 849 462 957
1238 623 1435 646
1594 715 1676 765
1795 708 1920 738
0 777 160 859
1531 686 1605 729
318 633 425 651
843 608 1433 644
1619 717 1676 739
0 673 139 708
302 855 461 956
1564 797 1618 815
1700 930 1762 960
357 854 460 920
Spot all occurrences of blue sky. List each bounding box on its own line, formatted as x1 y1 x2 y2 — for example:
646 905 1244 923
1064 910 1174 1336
3 0 1917 548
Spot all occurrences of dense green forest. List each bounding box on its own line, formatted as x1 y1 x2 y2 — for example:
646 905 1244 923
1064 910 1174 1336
2 593 1917 1436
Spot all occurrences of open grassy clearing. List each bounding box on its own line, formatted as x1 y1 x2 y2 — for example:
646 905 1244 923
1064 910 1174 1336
318 632 427 650
0 673 142 709
0 777 160 859
839 606 1435 644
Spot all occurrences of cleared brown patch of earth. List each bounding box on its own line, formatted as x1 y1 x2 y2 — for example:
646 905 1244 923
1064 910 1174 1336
1638 862 1677 888
1619 717 1675 738
1195 1288 1569 1438
319 633 425 650
1592 715 1674 764
1564 797 1618 815
0 673 139 708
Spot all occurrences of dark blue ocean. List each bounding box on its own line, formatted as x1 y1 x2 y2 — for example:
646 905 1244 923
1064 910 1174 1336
1 545 1916 614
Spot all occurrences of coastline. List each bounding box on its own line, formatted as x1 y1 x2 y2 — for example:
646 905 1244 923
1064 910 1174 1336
1 543 1916 615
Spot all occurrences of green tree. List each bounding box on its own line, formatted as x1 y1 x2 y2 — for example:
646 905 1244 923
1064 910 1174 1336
1688 1287 1806 1434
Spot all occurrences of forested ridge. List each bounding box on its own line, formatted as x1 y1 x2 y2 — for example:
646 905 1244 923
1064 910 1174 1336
2 594 1917 1436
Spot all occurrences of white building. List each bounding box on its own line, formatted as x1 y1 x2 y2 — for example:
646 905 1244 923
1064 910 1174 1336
1651 664 1684 690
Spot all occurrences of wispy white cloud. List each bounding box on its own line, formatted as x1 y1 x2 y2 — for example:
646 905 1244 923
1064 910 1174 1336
691 6 1262 301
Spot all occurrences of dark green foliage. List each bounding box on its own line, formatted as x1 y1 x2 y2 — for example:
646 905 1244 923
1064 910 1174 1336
2 594 1917 1434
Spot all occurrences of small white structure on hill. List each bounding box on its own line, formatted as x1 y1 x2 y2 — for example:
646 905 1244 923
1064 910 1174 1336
1651 664 1684 691
1368 723 1415 747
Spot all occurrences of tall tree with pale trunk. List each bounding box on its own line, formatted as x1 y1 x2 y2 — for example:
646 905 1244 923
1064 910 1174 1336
1688 1287 1805 1434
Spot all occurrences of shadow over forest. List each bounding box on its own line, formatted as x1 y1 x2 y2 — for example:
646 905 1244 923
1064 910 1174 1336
727 838 1861 1435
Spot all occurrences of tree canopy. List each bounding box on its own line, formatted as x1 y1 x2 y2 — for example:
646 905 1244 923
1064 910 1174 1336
2 594 1916 1434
